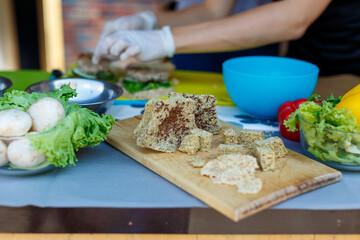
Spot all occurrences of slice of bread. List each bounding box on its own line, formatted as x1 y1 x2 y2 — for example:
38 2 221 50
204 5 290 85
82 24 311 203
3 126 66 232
125 62 174 82
76 53 110 75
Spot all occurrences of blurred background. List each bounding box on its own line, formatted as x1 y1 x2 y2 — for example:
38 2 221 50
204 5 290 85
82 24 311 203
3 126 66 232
0 0 278 73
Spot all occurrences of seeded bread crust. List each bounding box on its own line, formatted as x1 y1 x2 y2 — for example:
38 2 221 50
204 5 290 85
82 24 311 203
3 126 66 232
134 98 197 152
169 92 222 134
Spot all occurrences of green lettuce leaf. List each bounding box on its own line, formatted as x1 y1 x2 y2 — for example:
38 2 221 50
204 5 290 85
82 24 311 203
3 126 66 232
284 98 360 165
0 84 77 111
122 77 173 94
28 103 114 167
0 84 115 168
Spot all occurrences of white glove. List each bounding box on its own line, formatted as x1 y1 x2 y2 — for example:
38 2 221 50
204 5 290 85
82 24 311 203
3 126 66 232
99 11 157 40
92 26 175 64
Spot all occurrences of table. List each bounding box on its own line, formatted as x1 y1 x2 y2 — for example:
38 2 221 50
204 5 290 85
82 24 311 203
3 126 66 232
0 73 359 235
0 103 360 234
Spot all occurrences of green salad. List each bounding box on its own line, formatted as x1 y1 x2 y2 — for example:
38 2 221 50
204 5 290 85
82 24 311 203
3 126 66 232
285 95 360 165
0 85 115 168
122 76 173 94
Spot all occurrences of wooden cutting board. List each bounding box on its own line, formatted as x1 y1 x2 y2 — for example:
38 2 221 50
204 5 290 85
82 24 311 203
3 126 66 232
105 116 342 222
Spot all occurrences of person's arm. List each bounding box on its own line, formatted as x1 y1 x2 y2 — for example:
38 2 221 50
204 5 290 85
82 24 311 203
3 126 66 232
173 0 331 53
95 0 236 43
155 0 236 27
92 0 332 64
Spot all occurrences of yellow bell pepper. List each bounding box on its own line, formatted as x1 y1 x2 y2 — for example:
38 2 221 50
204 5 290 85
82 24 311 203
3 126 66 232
335 84 360 124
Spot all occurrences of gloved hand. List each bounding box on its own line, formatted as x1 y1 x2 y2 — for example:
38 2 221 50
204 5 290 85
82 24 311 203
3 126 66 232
92 26 175 64
99 11 157 40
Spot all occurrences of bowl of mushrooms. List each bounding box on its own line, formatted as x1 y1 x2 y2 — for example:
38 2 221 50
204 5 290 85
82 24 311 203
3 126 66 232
0 97 65 174
0 84 115 175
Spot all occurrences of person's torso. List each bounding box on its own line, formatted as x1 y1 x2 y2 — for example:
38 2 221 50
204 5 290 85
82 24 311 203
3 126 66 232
287 0 360 76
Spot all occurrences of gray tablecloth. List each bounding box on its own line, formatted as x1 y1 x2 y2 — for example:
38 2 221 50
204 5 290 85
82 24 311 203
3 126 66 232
0 105 359 209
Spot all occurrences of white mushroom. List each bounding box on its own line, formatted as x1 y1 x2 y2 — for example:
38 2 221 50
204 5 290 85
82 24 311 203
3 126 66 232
7 138 46 168
27 97 66 132
0 140 8 167
0 109 32 136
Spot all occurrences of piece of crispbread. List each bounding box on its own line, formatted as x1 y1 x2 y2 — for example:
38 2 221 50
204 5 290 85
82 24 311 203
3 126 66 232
217 144 253 156
237 129 265 148
134 98 197 152
201 154 261 194
223 128 238 145
179 134 200 155
254 136 288 158
254 146 276 171
190 128 213 151
236 177 263 194
169 92 222 134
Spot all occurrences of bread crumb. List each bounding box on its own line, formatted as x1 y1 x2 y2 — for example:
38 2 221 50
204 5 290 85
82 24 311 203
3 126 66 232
188 156 206 168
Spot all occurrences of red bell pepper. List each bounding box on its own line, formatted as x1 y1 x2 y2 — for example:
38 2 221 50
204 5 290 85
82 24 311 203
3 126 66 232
277 98 307 142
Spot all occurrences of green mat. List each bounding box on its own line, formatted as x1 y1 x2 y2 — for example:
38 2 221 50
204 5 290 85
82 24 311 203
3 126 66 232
0 69 235 106
0 70 51 92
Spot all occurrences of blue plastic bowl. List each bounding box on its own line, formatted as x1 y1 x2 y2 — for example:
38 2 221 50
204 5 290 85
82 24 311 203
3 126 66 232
223 56 319 120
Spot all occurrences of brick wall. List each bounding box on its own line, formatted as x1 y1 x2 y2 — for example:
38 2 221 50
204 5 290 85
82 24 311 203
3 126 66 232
62 0 167 68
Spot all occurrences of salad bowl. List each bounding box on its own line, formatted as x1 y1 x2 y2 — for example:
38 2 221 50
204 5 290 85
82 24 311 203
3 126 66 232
299 113 360 171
